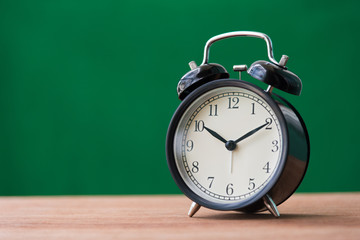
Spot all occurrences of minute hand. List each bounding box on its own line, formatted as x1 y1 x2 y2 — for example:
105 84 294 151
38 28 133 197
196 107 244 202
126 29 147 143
234 122 269 144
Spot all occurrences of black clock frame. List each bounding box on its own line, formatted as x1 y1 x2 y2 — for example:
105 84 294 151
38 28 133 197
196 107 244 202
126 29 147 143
166 79 309 212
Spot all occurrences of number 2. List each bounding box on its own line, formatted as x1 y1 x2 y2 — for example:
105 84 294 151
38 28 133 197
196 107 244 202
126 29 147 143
265 118 272 130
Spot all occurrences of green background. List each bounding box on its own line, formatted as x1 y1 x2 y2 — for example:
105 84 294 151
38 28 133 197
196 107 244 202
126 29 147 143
0 0 359 195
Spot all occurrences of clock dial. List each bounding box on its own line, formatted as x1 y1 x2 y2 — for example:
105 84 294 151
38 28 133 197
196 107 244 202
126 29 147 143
173 86 284 204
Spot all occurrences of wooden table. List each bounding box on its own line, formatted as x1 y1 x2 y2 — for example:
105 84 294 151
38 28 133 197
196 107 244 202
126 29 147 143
0 193 359 239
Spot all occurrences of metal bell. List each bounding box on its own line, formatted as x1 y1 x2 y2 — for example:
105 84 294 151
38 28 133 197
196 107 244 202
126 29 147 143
177 63 229 100
247 60 302 96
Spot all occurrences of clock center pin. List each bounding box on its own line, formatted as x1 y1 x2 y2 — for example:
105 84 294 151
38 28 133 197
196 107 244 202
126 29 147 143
225 140 237 151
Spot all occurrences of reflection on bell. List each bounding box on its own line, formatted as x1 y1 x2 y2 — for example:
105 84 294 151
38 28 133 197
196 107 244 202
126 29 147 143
248 60 302 96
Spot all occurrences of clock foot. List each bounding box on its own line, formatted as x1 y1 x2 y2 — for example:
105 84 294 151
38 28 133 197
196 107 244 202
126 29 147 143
263 194 280 218
188 202 201 217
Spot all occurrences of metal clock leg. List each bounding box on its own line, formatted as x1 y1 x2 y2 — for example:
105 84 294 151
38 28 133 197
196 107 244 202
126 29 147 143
263 194 280 218
188 202 201 217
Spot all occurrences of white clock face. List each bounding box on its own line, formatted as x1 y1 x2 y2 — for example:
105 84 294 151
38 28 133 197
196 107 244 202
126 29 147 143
173 86 284 204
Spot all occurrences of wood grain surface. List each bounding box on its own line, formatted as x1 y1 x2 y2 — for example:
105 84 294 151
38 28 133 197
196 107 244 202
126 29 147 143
0 193 359 240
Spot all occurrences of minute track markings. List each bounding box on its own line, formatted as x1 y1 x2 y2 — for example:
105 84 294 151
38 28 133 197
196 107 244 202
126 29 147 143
182 93 280 200
181 91 282 201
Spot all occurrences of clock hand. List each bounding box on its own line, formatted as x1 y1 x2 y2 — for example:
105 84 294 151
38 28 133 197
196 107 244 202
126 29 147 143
205 122 267 174
204 126 227 143
234 122 268 144
229 151 233 174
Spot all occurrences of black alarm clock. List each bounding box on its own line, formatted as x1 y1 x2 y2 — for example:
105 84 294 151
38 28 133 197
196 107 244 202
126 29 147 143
166 31 309 218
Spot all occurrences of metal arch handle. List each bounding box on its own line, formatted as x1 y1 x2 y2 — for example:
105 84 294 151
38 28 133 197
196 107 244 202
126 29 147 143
201 31 280 65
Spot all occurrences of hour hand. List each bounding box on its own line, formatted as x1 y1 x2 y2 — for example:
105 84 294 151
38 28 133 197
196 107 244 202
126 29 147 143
204 126 227 143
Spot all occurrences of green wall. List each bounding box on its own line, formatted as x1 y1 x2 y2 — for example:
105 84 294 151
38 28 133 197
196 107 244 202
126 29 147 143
0 0 359 195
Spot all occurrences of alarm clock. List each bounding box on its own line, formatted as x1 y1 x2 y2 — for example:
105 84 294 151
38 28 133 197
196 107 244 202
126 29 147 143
166 31 309 218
